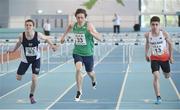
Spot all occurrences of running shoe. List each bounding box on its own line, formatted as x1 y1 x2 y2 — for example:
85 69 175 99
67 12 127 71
30 96 36 104
74 91 82 102
92 81 97 90
155 96 162 104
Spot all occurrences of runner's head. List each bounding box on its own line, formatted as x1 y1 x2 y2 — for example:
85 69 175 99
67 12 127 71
75 8 87 24
25 19 35 32
150 16 160 32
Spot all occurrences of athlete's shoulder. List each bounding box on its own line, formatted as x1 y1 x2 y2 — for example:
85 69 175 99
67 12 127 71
69 21 75 28
36 32 44 39
19 33 23 38
37 32 43 36
144 32 150 38
161 30 169 38
18 33 23 42
87 22 95 29
87 21 93 26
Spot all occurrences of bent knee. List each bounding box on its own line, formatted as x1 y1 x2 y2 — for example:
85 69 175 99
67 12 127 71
76 69 82 74
164 72 170 79
32 74 37 81
16 75 22 80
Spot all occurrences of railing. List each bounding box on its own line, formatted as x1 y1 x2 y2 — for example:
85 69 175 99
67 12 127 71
0 32 180 75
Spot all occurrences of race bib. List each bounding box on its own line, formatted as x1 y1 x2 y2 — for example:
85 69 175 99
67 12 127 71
25 47 37 56
74 33 87 45
151 45 163 55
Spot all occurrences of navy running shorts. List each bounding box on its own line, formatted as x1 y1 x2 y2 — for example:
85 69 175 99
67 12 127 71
151 60 170 73
17 58 40 75
73 54 94 72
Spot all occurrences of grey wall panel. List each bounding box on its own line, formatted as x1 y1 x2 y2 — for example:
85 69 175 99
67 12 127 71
8 0 139 16
9 0 37 16
0 0 9 28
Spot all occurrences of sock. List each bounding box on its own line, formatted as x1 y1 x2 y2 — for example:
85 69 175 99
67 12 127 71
157 96 161 99
29 94 33 98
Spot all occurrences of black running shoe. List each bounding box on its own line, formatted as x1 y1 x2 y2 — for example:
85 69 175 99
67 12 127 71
74 91 82 101
92 81 97 89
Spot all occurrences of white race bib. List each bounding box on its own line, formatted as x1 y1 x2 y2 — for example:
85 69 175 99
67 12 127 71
151 45 163 55
25 47 37 56
75 33 87 45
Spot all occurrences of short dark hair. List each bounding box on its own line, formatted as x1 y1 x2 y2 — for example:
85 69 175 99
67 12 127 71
25 19 35 26
150 16 160 23
75 8 87 18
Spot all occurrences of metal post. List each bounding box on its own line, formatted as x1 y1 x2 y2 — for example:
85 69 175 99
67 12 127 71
47 45 50 71
96 43 100 61
163 0 167 27
60 43 62 56
123 45 125 64
41 44 44 64
1 44 4 72
128 45 131 63
126 44 128 63
65 43 68 61
6 42 9 72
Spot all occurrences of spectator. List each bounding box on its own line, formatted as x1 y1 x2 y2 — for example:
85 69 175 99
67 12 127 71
43 19 51 36
112 13 120 33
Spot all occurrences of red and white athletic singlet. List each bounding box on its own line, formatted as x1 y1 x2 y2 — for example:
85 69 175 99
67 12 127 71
149 31 169 61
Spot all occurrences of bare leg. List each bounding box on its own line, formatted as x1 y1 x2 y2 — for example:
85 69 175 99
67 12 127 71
153 71 160 97
75 62 83 92
163 72 170 79
87 71 96 82
74 62 83 101
30 74 38 95
29 74 38 104
87 71 97 89
16 74 22 81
